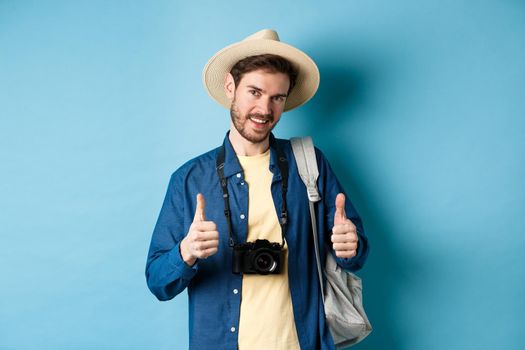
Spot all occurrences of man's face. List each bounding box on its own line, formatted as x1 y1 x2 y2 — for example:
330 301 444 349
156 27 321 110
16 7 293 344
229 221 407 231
227 69 290 144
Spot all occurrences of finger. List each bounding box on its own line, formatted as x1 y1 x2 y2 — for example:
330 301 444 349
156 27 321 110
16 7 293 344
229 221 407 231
331 223 357 236
331 231 357 243
194 246 219 259
193 193 206 222
335 250 357 259
192 239 219 251
200 247 219 258
333 242 358 252
334 193 347 223
193 230 219 242
192 221 217 233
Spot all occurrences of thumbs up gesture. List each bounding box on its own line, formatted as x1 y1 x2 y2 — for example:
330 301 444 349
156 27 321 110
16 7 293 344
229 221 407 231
180 193 219 266
331 193 359 259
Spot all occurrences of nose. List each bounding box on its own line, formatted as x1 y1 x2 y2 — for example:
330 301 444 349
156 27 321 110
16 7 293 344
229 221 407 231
255 96 272 116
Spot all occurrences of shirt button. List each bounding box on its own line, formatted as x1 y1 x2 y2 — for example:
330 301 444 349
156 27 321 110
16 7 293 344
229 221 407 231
241 182 245 186
236 173 241 178
233 289 239 294
240 214 245 220
230 326 236 333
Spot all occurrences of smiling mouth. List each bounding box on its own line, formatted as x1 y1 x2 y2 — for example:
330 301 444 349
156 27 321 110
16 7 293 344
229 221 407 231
249 116 269 124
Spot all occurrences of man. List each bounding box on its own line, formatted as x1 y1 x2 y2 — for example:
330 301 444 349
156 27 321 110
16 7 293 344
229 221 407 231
145 29 369 350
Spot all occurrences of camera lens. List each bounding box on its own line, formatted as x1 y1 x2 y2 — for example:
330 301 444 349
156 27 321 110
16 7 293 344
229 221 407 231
254 251 277 273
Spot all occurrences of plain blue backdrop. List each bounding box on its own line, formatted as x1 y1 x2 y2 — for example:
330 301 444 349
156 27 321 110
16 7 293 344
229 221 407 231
1 1 524 349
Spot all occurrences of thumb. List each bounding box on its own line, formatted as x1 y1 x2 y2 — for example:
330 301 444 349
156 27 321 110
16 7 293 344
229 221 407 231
334 193 347 224
194 193 206 222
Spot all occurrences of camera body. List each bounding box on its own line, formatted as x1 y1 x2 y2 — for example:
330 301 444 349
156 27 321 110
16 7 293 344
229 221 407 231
232 239 284 275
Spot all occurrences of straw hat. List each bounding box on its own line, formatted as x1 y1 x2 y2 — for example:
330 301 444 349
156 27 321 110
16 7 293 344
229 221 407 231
202 29 320 112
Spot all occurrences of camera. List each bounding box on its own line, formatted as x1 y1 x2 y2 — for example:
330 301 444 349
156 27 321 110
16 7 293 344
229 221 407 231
232 239 284 275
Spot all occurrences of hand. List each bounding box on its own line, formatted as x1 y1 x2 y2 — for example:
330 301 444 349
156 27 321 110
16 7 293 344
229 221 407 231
180 193 219 266
331 193 358 259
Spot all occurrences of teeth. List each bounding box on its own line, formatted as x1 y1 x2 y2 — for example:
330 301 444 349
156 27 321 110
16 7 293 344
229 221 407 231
250 117 268 124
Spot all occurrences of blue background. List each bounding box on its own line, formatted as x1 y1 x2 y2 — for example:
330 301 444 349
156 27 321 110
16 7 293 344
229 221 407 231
1 1 524 349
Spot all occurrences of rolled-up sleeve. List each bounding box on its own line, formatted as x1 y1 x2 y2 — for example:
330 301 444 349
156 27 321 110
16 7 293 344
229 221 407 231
145 171 198 301
315 147 369 272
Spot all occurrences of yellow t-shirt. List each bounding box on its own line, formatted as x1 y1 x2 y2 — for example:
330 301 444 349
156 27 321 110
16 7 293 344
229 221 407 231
237 149 300 350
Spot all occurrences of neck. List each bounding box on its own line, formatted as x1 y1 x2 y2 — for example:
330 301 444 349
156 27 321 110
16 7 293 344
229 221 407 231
229 124 270 156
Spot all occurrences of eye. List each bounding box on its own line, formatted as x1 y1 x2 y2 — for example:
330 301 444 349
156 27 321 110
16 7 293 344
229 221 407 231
273 96 286 103
249 90 261 96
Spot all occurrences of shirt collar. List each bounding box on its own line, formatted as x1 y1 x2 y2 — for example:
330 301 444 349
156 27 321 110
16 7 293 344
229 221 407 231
220 131 281 180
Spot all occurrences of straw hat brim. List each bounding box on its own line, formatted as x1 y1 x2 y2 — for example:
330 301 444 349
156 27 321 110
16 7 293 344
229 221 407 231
202 39 320 112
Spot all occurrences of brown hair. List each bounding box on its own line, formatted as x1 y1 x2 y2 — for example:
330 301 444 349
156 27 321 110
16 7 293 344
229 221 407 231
230 54 299 94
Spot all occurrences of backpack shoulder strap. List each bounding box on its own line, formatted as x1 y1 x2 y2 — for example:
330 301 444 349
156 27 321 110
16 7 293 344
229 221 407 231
290 136 325 302
290 136 321 202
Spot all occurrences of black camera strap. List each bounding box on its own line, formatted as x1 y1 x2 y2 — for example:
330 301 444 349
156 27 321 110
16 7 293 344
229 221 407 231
216 138 288 248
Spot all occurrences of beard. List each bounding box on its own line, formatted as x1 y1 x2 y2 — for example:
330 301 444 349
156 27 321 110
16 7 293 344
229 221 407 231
230 99 277 144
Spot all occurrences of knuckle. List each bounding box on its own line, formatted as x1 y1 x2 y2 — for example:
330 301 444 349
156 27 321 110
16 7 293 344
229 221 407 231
335 249 356 259
344 224 355 233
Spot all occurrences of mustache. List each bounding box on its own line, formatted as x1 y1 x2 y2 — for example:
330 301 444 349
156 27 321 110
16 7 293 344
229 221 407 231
248 113 274 122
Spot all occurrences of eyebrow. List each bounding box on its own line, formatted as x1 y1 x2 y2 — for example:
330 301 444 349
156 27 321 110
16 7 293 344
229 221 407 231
246 85 288 98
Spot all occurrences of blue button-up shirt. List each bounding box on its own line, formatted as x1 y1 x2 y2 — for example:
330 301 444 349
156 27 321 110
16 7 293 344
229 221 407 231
145 132 369 350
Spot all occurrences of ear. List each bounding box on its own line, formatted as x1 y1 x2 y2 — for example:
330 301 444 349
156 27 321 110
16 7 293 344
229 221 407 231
224 73 236 101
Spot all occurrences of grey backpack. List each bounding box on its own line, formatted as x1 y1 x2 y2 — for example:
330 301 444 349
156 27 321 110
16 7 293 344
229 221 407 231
290 136 372 348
